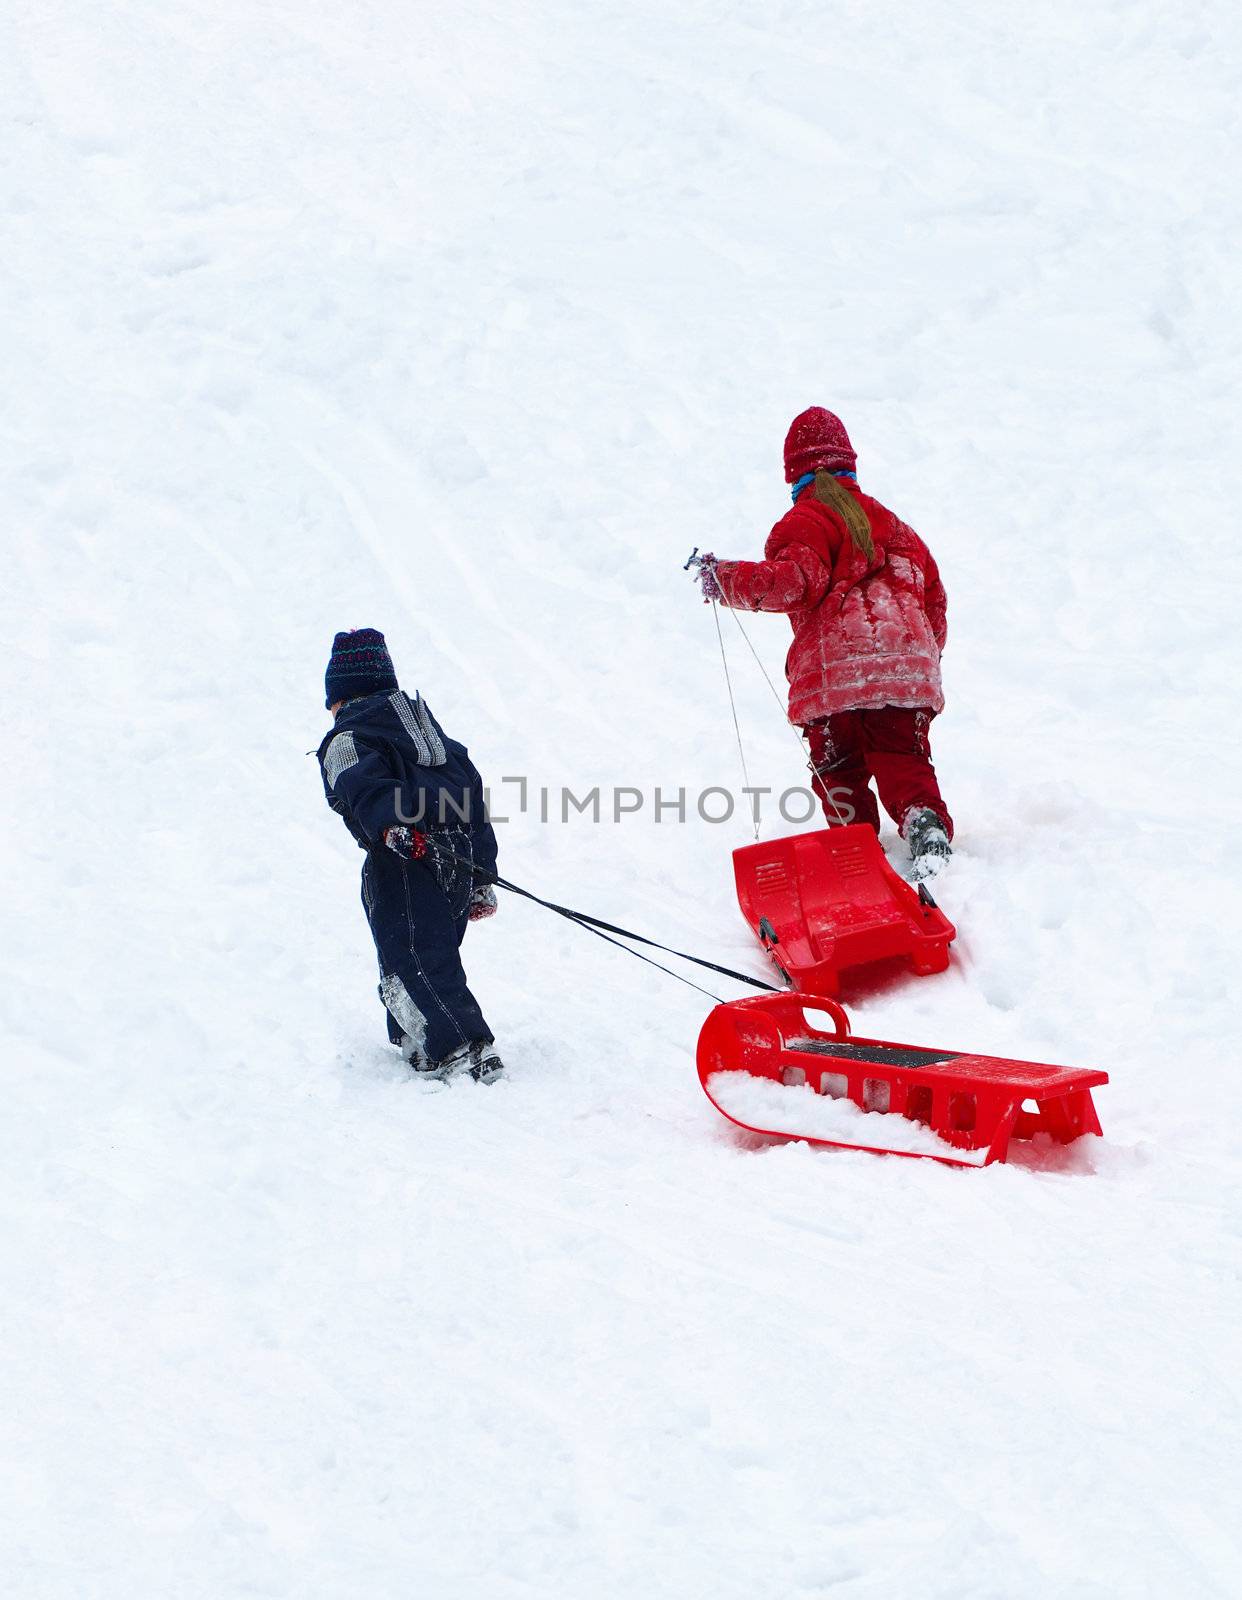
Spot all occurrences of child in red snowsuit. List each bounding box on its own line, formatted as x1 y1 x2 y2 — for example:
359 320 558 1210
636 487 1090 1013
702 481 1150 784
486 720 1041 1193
694 408 953 874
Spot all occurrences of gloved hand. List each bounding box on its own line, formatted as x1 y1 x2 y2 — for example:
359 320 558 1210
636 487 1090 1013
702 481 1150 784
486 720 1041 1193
689 551 722 603
469 884 499 921
383 825 428 860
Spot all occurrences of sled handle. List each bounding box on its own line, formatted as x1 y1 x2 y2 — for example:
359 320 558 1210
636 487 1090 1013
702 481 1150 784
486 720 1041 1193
797 996 851 1039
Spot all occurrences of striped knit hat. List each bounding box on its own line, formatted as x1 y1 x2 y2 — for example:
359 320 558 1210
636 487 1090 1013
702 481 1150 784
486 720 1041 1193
324 628 398 710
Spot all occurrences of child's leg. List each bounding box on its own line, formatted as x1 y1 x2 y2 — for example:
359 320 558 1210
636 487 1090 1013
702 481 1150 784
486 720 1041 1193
363 852 493 1062
859 708 953 839
804 713 881 831
361 865 413 1049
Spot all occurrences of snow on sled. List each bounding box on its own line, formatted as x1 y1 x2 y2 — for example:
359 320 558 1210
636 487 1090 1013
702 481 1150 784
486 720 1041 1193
697 993 1106 1168
733 824 954 996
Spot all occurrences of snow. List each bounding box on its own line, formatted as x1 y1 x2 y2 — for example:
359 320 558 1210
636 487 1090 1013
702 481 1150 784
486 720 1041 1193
3 1 1241 1595
706 1071 993 1164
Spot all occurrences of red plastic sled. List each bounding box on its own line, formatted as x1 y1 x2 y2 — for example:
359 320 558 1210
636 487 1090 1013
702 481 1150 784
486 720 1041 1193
697 993 1106 1168
733 825 955 995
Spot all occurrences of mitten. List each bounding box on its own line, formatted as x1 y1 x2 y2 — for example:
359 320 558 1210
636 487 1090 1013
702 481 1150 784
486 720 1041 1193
468 884 499 921
383 825 428 860
690 551 722 603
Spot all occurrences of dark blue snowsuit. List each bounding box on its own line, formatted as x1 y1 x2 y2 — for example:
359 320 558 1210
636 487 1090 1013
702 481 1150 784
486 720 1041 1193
316 690 498 1062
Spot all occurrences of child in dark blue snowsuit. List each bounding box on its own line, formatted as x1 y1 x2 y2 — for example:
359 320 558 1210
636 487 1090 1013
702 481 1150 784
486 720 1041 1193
316 629 504 1083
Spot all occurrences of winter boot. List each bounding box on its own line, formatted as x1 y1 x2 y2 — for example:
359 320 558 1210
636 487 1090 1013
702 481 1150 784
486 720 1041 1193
411 1041 474 1082
398 1033 429 1072
903 807 952 881
469 1040 506 1085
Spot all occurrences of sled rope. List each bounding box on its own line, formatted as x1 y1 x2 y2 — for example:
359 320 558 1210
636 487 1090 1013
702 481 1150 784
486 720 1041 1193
711 597 761 840
438 848 781 1002
484 867 784 1000
722 601 852 828
496 885 725 1003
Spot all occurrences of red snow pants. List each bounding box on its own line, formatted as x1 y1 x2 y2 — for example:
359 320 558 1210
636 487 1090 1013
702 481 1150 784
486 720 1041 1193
803 707 953 839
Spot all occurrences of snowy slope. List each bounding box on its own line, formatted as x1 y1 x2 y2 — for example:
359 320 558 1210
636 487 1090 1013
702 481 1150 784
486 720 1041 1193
3 1 1240 1595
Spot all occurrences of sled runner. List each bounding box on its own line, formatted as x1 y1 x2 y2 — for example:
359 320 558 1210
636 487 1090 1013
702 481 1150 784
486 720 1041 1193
697 992 1106 1168
733 825 954 995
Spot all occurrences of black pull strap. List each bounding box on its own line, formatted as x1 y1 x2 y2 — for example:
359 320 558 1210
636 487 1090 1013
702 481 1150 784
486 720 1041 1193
526 899 728 1004
490 871 782 994
432 842 783 999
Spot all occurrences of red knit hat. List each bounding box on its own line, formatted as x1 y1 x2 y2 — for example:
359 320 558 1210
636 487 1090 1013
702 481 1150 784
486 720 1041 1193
783 407 857 482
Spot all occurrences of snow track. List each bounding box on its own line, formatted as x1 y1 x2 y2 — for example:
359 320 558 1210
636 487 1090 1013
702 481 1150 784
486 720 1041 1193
3 1 1240 1594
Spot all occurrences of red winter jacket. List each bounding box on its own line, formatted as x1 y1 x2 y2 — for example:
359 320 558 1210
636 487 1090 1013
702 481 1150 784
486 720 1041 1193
715 482 947 725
